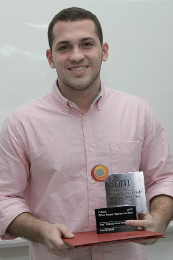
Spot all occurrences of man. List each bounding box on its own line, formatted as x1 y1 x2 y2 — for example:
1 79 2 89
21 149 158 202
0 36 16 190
0 7 173 260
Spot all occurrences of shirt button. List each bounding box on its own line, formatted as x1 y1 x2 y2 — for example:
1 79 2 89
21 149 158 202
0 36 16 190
84 117 88 121
91 179 96 184
92 211 95 216
69 103 73 108
89 147 92 152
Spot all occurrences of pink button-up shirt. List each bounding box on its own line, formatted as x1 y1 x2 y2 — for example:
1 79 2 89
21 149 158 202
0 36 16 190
0 81 173 260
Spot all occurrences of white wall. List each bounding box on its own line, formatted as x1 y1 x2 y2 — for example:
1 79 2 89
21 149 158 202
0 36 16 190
0 246 29 260
146 232 173 260
0 0 173 150
0 0 173 259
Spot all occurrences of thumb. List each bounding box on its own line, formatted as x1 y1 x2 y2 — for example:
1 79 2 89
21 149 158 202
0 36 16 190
58 224 74 238
138 213 149 220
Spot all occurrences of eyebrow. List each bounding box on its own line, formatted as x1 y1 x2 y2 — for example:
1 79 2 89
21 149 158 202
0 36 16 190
55 37 97 47
80 37 97 43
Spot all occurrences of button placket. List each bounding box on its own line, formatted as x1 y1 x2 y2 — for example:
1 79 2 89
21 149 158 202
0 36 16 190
82 114 99 229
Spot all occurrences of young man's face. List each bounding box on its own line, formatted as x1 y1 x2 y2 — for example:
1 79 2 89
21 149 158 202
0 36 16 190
46 19 108 92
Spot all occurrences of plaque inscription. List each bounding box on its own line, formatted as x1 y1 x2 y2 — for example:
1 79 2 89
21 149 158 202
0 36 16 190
95 206 138 234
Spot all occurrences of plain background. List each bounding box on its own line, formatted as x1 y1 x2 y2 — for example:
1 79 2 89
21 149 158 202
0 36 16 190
0 0 173 259
0 0 173 151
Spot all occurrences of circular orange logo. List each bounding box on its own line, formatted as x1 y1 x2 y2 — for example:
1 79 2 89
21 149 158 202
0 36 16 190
91 165 109 182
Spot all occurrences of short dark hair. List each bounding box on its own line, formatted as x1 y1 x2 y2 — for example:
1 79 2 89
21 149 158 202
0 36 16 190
48 7 103 51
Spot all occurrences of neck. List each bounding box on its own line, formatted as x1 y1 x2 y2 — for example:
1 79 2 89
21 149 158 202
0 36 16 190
58 80 101 113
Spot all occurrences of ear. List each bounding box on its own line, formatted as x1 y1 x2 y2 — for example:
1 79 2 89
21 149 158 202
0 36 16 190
46 49 55 68
102 42 109 62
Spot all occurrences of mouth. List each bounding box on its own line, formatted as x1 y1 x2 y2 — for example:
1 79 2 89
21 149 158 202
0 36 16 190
68 66 89 71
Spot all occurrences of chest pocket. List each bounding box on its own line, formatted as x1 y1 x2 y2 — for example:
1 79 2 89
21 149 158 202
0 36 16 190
109 141 142 174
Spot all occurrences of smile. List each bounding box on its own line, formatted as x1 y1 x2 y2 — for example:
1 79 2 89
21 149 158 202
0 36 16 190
69 66 88 71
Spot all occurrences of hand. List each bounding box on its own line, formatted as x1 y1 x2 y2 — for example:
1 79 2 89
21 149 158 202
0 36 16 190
126 213 163 245
42 223 74 256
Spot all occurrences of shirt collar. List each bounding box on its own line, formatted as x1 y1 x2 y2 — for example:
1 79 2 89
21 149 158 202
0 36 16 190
51 79 105 113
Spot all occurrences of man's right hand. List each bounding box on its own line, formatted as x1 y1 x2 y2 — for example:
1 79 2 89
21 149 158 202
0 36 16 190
42 223 74 256
7 213 74 256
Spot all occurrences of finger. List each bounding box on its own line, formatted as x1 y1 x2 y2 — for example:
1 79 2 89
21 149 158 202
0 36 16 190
47 236 73 254
52 237 73 250
126 213 148 226
126 219 146 228
133 238 158 246
50 246 73 256
57 224 74 239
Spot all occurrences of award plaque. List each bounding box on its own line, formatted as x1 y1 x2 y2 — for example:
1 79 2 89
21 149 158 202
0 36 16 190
91 167 147 234
105 171 148 214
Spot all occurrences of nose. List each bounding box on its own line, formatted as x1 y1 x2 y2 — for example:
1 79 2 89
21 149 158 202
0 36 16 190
69 47 85 63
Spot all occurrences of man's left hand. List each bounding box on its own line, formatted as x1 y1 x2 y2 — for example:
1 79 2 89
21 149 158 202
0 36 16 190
126 213 162 245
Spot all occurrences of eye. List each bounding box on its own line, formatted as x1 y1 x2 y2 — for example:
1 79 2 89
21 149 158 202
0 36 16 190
83 42 93 48
58 45 70 52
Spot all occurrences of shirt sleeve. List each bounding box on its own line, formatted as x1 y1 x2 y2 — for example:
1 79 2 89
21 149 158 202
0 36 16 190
140 105 173 206
0 117 31 238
